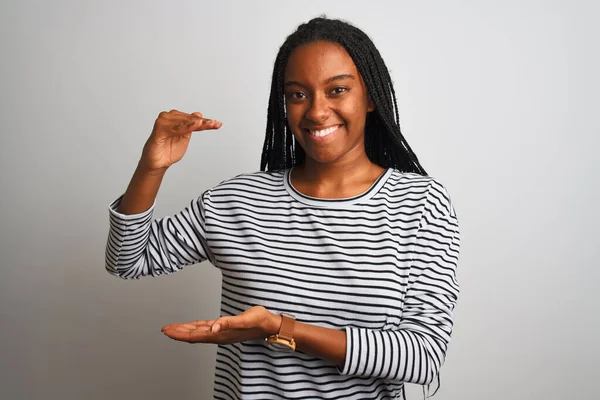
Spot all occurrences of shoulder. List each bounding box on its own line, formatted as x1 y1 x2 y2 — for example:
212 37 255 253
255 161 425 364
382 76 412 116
202 170 287 202
386 169 457 218
211 170 286 190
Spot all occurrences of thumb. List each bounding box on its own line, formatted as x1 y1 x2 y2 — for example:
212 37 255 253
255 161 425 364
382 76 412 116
210 316 239 334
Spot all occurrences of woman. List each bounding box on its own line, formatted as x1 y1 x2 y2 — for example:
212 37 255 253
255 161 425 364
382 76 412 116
107 17 460 399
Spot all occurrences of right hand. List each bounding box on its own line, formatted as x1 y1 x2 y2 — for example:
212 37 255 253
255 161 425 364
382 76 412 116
139 110 222 173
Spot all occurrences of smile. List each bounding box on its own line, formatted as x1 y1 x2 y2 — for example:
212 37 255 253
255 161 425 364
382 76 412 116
308 125 342 138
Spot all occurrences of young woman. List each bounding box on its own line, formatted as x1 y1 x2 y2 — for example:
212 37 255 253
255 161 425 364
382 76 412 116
107 17 460 400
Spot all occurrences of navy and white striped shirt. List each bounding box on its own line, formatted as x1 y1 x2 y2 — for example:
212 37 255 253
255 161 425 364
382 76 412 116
106 168 460 399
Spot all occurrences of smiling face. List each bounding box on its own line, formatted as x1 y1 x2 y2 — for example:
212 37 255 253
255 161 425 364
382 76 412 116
284 40 375 167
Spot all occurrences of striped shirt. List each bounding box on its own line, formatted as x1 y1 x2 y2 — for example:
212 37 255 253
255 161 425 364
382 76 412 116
106 168 460 399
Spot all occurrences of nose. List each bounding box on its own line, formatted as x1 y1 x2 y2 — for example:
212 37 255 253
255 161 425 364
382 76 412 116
304 93 330 123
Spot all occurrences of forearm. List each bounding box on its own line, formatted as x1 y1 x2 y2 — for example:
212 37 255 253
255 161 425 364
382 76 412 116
265 312 446 384
294 321 347 368
265 312 346 367
117 163 166 215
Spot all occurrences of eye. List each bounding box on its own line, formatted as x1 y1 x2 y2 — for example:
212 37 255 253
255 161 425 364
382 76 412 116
330 87 348 95
287 91 307 101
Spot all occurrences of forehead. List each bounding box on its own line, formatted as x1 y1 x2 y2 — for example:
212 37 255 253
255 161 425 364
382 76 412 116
284 41 359 83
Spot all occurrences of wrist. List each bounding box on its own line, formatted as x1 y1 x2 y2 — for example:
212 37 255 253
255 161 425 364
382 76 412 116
136 161 167 178
265 312 282 337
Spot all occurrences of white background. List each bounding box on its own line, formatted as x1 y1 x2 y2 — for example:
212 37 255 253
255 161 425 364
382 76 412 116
1 1 598 399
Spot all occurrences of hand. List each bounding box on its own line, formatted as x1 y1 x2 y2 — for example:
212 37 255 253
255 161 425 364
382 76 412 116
140 110 222 173
161 306 280 345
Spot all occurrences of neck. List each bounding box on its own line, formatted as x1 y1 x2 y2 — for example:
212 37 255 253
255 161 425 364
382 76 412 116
291 149 385 199
301 154 372 183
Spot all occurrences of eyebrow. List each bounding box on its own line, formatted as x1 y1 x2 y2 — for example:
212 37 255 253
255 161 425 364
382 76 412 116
285 74 356 87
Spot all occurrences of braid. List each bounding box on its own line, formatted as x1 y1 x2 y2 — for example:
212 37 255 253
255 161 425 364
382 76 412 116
261 16 427 175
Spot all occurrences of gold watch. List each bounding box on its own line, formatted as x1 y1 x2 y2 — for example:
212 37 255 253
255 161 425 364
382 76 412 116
265 312 296 352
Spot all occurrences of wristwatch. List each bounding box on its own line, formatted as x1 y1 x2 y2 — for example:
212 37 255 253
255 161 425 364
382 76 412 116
265 312 296 352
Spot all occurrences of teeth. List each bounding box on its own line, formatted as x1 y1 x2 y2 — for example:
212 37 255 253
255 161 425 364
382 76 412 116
309 125 340 137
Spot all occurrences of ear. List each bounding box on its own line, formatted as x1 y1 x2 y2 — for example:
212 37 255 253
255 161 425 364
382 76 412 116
367 97 376 112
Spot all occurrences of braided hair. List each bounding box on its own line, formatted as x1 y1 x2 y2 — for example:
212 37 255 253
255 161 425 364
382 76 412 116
260 16 427 175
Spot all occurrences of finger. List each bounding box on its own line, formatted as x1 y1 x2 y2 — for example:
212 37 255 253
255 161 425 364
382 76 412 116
161 324 192 333
163 325 209 335
167 110 201 118
190 118 222 132
185 320 214 330
161 322 186 332
181 320 213 330
171 117 222 133
172 325 195 333
161 323 179 332
158 111 209 125
157 110 186 121
171 116 199 132
161 320 213 332
163 328 197 343
195 319 215 327
163 325 213 343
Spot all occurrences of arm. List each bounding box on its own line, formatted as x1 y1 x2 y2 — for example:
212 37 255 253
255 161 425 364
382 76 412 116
304 181 460 384
116 163 166 215
106 189 213 279
281 213 458 384
105 110 222 278
290 319 347 367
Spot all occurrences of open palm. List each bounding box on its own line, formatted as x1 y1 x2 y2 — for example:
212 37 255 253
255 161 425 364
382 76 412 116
161 306 278 345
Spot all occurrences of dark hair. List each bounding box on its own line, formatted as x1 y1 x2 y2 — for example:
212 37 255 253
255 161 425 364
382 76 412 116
260 16 427 175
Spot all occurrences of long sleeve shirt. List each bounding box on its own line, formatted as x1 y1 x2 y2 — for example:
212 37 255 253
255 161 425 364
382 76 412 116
106 168 460 399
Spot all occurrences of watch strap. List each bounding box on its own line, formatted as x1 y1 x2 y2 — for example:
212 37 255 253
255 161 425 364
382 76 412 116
278 314 296 341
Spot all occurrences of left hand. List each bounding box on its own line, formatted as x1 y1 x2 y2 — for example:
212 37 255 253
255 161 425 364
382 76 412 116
161 306 280 344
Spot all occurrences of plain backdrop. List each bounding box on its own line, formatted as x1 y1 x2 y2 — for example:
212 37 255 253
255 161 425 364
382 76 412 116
1 1 598 399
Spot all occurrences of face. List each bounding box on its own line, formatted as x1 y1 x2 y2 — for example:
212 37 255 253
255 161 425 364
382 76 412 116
283 41 375 166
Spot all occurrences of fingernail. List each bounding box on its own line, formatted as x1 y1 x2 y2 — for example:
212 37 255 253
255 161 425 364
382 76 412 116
211 324 220 334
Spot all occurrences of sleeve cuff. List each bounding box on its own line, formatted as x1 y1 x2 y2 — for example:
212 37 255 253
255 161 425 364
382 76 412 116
337 327 394 379
108 194 155 221
337 326 355 375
